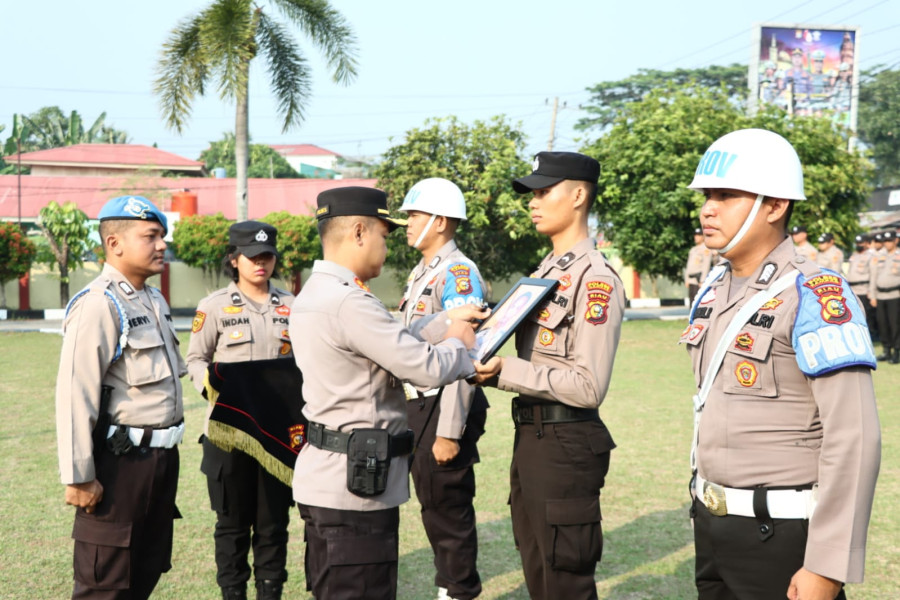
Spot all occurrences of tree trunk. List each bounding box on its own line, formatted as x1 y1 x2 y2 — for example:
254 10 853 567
235 66 250 222
60 263 69 307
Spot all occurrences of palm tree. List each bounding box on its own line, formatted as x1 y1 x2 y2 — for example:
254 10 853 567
154 0 358 221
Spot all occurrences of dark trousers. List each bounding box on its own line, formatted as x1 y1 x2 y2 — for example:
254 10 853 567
408 389 488 600
858 294 879 342
688 283 701 305
299 504 400 600
71 446 180 600
693 499 846 600
876 297 900 350
201 439 293 588
509 418 615 600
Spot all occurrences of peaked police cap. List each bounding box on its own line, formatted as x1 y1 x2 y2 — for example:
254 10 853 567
513 152 600 193
315 186 406 232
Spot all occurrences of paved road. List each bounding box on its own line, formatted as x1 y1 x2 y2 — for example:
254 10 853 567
2 306 691 334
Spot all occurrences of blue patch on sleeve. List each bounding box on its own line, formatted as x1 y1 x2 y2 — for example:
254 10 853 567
441 261 484 310
792 270 876 376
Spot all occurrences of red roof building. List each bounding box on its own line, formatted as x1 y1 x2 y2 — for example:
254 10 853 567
3 144 206 177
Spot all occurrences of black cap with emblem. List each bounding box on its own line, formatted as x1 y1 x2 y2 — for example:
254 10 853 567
315 186 406 232
229 220 279 258
817 232 834 243
513 152 600 193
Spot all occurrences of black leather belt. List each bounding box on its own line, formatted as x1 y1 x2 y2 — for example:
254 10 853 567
847 280 868 286
511 400 599 425
877 284 900 293
307 422 414 456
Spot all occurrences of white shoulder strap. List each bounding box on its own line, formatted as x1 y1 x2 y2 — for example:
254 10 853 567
690 269 798 471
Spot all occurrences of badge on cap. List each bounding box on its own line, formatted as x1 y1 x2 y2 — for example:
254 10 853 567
256 230 269 242
532 157 540 172
124 197 152 218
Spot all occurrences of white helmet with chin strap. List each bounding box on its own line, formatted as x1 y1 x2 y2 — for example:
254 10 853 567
688 128 806 254
399 178 467 249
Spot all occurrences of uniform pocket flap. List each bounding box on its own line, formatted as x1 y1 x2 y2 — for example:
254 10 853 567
327 532 397 566
680 323 707 346
530 300 568 329
223 326 252 346
125 328 164 350
72 516 132 548
589 427 617 455
725 330 773 361
546 496 601 526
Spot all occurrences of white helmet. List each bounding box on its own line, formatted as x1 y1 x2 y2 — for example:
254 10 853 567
687 128 806 201
399 178 467 220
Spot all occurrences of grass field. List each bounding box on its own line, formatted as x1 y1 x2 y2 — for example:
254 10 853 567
0 319 897 599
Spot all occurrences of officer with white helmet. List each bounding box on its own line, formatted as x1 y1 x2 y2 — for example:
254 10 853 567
398 178 489 600
681 129 880 599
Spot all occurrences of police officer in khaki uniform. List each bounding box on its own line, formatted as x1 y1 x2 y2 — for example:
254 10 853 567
816 232 844 274
870 230 900 363
474 152 622 600
289 187 488 600
56 195 186 600
683 129 880 599
848 234 878 341
186 221 294 600
397 178 489 600
685 227 713 304
791 225 818 262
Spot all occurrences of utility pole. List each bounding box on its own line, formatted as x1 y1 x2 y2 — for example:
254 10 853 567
547 97 559 151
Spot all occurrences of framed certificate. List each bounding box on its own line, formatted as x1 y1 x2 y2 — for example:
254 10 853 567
474 277 558 361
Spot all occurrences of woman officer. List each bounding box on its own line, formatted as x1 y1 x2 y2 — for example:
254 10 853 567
186 220 294 600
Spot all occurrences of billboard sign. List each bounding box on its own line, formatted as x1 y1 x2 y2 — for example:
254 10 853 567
750 24 860 131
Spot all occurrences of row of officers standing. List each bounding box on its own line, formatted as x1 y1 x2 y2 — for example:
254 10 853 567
54 131 880 600
688 221 900 365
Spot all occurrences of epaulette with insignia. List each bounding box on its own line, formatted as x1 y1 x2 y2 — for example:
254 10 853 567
792 269 876 376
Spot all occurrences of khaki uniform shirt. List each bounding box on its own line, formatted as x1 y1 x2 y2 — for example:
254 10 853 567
870 248 900 301
816 245 844 274
685 243 713 286
56 264 186 484
498 238 625 408
400 240 486 439
289 260 476 511
681 238 880 583
186 281 295 433
795 240 818 263
846 251 873 297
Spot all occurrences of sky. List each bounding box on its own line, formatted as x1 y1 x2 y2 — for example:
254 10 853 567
1 0 898 164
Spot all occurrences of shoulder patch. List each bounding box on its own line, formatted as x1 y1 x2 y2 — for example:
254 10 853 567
192 311 207 333
584 279 613 325
792 271 876 376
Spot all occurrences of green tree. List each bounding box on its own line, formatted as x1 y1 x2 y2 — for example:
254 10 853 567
374 116 542 290
36 201 92 306
170 213 233 281
577 63 747 133
18 107 129 150
261 211 319 289
200 132 301 178
582 86 871 284
858 66 900 187
0 222 37 307
155 0 358 222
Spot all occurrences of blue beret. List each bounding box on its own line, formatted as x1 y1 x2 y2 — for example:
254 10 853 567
98 196 168 234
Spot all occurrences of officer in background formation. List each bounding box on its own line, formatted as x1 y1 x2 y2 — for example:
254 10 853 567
289 187 488 600
397 178 489 600
56 196 187 599
186 222 294 600
847 234 878 342
870 230 900 364
816 232 844 274
474 152 622 600
685 227 713 305
682 129 880 599
790 225 818 262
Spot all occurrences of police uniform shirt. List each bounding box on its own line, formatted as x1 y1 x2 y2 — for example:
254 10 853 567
685 243 713 286
56 264 186 484
870 247 900 301
847 251 873 297
816 245 844 274
186 281 294 392
497 237 625 408
681 237 880 583
289 260 476 511
794 240 818 263
400 240 486 438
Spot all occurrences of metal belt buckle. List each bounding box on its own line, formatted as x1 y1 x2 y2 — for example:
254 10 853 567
702 481 728 516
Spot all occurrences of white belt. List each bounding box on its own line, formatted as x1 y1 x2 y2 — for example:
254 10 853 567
107 422 185 448
402 382 440 401
695 475 817 520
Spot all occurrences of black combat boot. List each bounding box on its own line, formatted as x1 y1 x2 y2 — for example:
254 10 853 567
221 585 247 600
877 346 892 361
256 579 283 600
892 348 900 364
